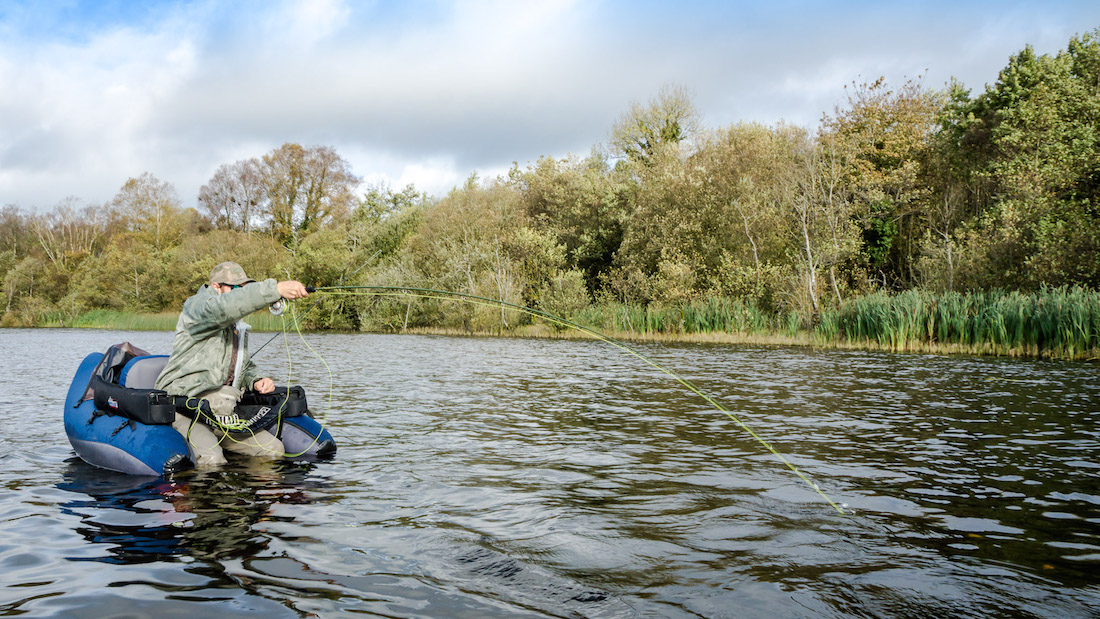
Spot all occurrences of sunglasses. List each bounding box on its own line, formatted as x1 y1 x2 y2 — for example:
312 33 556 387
219 283 244 290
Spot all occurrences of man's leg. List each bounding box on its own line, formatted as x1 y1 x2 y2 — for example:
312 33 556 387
198 385 285 459
199 385 244 427
171 412 227 466
221 429 285 459
176 384 244 467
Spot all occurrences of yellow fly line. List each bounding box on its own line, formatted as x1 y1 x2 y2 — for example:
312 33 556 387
306 285 847 515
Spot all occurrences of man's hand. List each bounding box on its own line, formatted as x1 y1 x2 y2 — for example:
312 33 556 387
253 377 275 394
277 280 309 300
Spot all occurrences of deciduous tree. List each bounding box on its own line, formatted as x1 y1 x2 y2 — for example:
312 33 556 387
943 29 1100 288
607 84 699 167
109 173 186 251
28 197 105 269
823 76 943 287
261 143 360 248
198 158 264 232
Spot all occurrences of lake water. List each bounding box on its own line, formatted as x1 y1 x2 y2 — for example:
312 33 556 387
1 327 1098 617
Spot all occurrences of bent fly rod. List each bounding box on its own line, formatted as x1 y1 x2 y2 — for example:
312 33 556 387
251 251 381 357
296 284 846 515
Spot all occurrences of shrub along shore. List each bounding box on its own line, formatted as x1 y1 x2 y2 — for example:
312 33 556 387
36 286 1100 361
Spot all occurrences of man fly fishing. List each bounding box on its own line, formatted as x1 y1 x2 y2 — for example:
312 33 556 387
155 261 310 466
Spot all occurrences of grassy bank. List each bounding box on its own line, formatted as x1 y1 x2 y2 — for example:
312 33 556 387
30 287 1100 361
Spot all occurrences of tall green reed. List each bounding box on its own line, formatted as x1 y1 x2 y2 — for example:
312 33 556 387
831 286 1099 359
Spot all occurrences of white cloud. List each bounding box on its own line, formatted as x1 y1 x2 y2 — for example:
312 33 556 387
281 0 352 46
395 160 464 195
0 12 201 205
1 0 1097 209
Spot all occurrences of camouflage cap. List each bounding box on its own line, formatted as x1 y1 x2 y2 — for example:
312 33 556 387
209 261 256 286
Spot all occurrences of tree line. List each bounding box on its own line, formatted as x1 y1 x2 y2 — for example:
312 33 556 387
2 29 1098 342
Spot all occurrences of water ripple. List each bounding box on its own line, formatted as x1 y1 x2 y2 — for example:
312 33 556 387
1 329 1098 617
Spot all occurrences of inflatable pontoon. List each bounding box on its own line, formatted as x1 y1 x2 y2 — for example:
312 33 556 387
64 342 336 476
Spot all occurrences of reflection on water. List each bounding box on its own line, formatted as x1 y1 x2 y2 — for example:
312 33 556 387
1 328 1099 617
58 458 326 565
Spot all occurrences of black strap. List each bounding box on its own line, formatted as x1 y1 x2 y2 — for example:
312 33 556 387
87 409 111 425
109 420 135 436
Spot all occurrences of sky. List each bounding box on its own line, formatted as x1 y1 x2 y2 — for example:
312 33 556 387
1 0 1097 211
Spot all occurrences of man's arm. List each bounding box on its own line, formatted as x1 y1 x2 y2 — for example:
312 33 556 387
241 281 309 392
188 279 282 335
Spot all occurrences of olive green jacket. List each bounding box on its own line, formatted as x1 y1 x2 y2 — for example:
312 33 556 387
155 280 282 397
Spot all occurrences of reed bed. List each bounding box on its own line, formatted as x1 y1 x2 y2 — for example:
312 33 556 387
824 286 1100 359
572 289 1099 359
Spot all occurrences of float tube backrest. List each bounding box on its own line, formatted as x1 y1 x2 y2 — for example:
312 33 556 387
119 355 170 389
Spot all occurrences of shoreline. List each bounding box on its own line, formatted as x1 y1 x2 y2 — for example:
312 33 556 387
27 312 1099 362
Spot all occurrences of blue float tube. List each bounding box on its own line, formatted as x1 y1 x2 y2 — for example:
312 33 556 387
64 353 193 476
279 415 337 460
64 351 337 476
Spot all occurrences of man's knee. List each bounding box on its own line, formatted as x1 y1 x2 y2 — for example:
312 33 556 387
198 385 243 418
224 430 284 458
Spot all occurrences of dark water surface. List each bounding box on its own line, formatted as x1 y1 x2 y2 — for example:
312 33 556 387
1 328 1098 617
